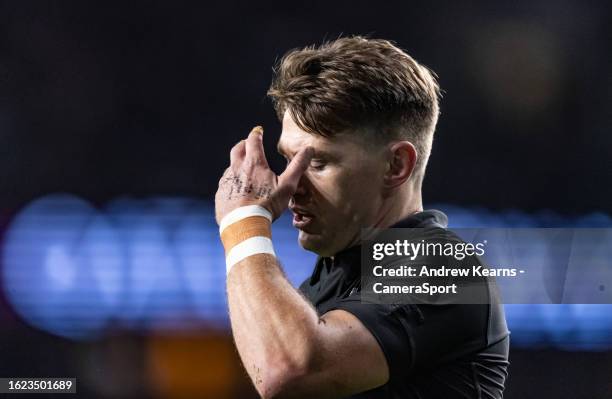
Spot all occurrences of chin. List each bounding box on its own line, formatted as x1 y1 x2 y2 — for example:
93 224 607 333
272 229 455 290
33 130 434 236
297 230 338 257
297 230 326 255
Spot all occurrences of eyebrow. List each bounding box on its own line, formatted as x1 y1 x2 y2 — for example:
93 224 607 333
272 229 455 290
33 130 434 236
277 145 335 162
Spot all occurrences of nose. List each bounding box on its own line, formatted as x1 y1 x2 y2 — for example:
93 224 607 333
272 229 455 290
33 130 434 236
290 174 310 205
295 174 308 195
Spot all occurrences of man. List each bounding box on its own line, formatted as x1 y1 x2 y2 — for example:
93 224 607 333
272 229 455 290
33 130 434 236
215 36 509 398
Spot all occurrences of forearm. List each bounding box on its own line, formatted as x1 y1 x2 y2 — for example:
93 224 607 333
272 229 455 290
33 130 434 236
227 253 320 394
215 127 321 396
215 127 388 398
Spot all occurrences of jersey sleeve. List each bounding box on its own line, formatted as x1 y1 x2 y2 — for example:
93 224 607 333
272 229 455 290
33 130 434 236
329 299 416 381
327 297 501 381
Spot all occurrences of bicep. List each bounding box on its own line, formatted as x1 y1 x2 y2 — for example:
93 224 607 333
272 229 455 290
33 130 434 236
299 309 390 398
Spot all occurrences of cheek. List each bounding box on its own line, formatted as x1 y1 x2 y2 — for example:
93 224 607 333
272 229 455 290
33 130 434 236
312 169 378 217
308 170 349 206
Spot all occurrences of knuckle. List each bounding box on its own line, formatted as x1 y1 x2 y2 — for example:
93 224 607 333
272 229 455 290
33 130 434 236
242 158 254 169
243 156 263 170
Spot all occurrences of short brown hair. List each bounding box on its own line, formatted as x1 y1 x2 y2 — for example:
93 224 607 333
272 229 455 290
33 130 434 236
268 36 440 182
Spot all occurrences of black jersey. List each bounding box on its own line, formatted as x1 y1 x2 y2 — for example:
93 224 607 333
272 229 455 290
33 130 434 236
299 210 510 398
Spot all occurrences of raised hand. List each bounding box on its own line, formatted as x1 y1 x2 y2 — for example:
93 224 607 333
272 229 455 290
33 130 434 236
215 126 313 224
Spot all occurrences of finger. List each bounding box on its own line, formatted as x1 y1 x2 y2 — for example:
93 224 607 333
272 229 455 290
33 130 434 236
278 146 314 191
244 126 269 167
230 140 246 166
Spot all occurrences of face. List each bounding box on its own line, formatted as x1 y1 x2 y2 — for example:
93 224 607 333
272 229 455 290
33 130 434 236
277 111 389 256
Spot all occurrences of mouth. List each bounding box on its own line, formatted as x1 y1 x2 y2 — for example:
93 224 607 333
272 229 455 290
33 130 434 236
291 209 315 229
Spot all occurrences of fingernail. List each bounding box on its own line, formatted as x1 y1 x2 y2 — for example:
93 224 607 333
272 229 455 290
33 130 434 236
252 126 264 135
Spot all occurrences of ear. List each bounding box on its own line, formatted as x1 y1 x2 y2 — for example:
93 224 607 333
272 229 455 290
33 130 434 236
383 141 418 189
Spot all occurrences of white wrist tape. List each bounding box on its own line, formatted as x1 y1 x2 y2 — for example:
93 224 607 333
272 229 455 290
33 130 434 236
219 205 272 235
219 205 275 275
225 236 276 274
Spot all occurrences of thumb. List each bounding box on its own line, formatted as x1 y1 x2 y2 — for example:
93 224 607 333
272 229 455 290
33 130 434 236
278 147 314 192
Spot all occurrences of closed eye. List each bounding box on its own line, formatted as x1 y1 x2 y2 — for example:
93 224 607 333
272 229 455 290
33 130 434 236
309 160 326 170
283 155 325 169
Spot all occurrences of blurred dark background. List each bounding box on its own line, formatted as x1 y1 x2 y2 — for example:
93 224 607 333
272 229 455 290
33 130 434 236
0 1 610 212
0 1 611 398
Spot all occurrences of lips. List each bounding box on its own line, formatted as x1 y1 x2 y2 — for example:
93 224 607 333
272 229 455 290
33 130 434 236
291 207 315 229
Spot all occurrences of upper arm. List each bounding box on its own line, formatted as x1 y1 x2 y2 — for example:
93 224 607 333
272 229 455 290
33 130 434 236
318 309 390 393
275 309 389 398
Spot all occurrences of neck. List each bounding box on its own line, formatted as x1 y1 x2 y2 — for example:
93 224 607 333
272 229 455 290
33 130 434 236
375 181 424 229
331 181 424 260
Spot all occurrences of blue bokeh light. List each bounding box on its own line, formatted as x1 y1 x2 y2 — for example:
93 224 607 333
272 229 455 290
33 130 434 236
174 204 228 327
1 194 610 349
2 194 121 339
